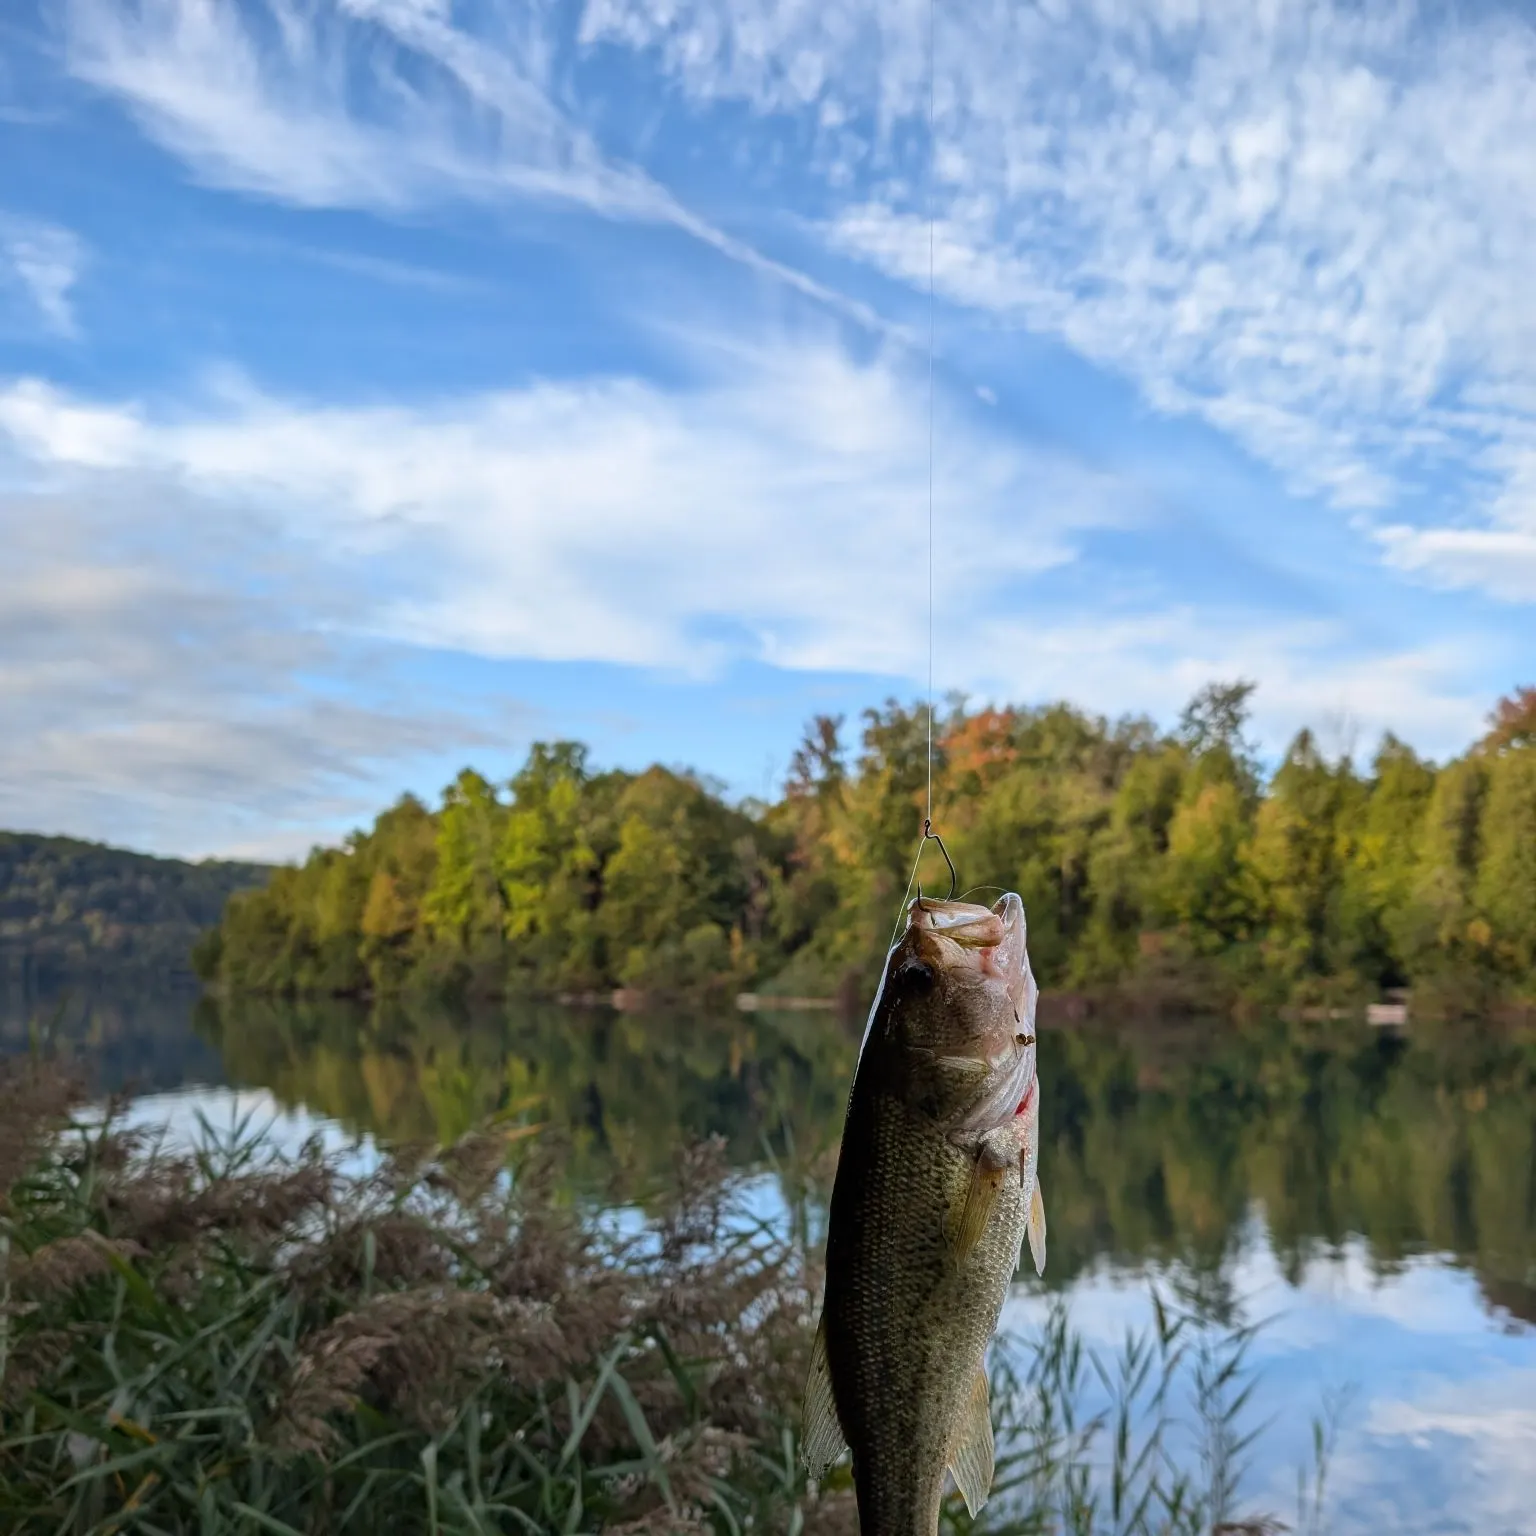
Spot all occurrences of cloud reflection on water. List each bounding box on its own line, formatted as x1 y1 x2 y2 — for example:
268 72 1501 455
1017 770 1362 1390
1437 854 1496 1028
119 1082 1536 1536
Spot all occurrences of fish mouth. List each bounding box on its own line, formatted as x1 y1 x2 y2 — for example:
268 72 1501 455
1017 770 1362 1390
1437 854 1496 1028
908 892 1034 1016
908 893 1039 1135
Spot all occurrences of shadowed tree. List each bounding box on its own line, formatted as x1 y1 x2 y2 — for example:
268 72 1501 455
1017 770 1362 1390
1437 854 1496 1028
1178 679 1261 798
1401 758 1489 970
1476 747 1536 970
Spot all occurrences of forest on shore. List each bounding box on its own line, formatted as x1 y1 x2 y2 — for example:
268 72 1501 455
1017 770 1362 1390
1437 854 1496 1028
0 833 269 987
193 682 1536 1008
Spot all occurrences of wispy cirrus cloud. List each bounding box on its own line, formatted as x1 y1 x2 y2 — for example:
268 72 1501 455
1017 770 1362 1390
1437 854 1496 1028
0 214 84 335
59 0 885 327
582 0 1536 601
60 0 1536 599
62 0 661 218
202 229 494 296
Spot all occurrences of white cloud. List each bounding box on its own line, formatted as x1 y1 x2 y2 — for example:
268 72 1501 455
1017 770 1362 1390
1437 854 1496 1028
960 607 1487 764
1376 524 1536 602
59 0 885 328
0 334 1146 850
1376 433 1536 597
582 0 1536 601
0 474 524 858
0 341 1136 683
60 0 1536 604
0 332 1493 781
58 0 675 214
0 215 85 335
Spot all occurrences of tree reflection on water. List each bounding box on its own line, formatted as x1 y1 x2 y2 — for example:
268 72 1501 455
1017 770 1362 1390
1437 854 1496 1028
191 995 1536 1328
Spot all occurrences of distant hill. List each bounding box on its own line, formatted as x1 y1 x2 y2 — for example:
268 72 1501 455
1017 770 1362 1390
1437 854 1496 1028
0 832 272 986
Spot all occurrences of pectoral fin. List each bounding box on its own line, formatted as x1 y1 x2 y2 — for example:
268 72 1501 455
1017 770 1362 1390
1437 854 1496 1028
1027 1178 1047 1276
946 1366 995 1517
933 1054 990 1078
945 1160 1004 1266
800 1316 848 1480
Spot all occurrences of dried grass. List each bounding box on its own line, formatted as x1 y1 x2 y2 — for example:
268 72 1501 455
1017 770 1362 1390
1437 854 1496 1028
0 1060 1331 1535
0 1062 823 1534
0 1057 86 1201
8 1230 147 1301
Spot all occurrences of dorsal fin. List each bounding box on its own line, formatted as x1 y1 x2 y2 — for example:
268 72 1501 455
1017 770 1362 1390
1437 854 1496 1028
947 1365 995 1516
800 1316 848 1480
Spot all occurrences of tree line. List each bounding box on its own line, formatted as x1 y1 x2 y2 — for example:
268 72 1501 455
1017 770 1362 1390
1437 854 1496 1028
0 832 268 988
194 682 1536 1004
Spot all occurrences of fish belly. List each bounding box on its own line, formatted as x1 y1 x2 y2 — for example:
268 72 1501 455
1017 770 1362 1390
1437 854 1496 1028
822 1091 1026 1536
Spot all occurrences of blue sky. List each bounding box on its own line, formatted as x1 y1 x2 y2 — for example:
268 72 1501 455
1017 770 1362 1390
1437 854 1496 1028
1 0 1533 859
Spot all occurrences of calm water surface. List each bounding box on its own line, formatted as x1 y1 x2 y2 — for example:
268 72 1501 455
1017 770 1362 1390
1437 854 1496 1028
4 982 1535 1535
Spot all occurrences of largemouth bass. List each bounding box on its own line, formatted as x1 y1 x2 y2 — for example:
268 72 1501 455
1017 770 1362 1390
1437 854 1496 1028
802 893 1046 1535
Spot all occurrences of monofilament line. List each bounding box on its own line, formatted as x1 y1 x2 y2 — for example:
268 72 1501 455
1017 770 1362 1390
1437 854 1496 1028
891 0 941 956
921 0 933 835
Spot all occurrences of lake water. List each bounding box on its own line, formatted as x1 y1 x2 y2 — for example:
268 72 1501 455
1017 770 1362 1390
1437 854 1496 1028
4 982 1535 1535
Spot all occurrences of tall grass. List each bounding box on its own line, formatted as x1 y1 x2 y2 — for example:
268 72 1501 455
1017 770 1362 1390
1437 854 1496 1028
0 1058 1335 1534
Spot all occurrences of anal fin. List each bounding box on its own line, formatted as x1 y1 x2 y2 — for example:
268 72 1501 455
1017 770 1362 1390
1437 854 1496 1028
1027 1178 1047 1275
800 1316 848 1480
947 1366 995 1517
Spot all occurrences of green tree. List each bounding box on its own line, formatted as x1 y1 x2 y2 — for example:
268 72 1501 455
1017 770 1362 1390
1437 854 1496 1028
1401 758 1488 968
193 682 1536 1006
1177 679 1260 798
499 743 605 988
1246 730 1359 978
1078 745 1187 977
1340 735 1436 983
1157 778 1253 954
1475 747 1536 969
424 769 508 960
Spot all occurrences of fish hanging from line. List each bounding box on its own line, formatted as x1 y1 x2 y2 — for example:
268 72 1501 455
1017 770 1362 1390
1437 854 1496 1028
802 892 1046 1536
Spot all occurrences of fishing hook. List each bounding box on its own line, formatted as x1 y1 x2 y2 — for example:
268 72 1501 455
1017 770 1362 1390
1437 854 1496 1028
915 817 958 904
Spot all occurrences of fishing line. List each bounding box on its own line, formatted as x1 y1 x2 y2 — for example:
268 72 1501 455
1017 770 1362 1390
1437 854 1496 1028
925 0 937 834
891 0 949 952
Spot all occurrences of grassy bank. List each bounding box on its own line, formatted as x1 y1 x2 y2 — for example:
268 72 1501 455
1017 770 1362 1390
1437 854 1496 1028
0 1057 1327 1534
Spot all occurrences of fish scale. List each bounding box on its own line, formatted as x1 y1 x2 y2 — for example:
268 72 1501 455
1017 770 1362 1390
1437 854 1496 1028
802 893 1045 1536
825 1086 1027 1535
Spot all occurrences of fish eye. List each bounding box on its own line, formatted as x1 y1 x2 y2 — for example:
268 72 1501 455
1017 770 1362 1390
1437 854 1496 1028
1015 1032 1035 1047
